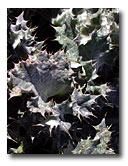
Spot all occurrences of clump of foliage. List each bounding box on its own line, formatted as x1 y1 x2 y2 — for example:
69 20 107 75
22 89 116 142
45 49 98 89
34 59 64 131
7 8 119 154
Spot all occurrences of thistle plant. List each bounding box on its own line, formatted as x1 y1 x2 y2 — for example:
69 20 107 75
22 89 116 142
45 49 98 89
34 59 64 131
7 9 119 154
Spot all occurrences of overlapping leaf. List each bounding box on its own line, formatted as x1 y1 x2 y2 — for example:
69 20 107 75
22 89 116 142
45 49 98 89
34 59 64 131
72 118 115 154
9 50 73 102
